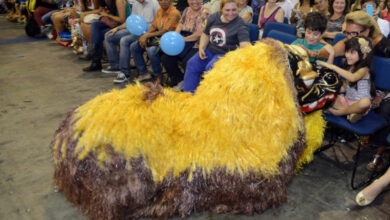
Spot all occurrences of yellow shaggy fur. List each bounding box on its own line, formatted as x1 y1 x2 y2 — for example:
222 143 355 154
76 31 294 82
54 42 325 182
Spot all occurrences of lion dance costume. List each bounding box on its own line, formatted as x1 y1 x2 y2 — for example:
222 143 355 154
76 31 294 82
51 40 340 219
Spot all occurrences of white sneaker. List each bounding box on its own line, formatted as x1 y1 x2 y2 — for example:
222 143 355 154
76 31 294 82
113 72 128 84
173 80 184 91
136 73 152 82
102 66 120 74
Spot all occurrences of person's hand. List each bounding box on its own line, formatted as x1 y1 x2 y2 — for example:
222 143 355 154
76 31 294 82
100 11 109 17
106 27 119 35
372 96 383 108
138 35 148 48
296 44 312 57
323 44 334 55
199 49 207 59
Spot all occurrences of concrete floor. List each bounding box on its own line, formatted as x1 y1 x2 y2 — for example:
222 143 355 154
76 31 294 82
0 14 389 220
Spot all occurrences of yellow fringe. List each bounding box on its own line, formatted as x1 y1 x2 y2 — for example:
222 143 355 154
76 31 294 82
57 42 324 182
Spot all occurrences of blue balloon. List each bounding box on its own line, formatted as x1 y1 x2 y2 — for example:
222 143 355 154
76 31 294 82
125 15 147 36
160 32 185 56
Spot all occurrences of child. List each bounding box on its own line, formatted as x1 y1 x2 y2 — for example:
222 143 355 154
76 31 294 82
292 11 334 64
316 37 375 123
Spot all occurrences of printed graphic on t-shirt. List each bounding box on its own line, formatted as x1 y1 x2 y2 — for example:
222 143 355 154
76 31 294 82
210 26 227 47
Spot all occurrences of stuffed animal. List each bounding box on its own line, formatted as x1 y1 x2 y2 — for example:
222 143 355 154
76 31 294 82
51 39 339 219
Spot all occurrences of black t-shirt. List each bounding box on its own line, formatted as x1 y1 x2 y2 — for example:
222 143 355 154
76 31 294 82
204 13 250 54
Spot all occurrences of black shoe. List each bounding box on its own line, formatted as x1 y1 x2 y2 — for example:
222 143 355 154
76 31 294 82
83 61 102 72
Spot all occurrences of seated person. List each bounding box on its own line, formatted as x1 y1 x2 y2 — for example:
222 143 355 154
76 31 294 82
317 37 375 123
81 0 128 71
361 0 390 37
292 12 334 64
323 0 349 43
314 0 329 16
238 0 253 23
130 0 181 84
103 0 160 84
291 0 314 37
51 0 99 42
380 0 390 23
183 0 250 93
317 11 390 59
258 0 284 33
160 0 210 88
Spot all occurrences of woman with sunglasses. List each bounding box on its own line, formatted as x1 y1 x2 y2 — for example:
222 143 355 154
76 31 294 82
314 11 390 60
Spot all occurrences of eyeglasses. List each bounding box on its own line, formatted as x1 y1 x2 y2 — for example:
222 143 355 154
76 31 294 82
343 29 365 37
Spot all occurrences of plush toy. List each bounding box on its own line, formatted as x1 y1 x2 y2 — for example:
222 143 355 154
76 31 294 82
51 39 339 219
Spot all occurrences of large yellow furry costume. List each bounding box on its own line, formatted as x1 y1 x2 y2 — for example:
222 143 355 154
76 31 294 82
51 40 325 219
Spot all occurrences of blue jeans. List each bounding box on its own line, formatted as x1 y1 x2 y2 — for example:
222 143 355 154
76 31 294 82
105 29 138 76
130 41 162 76
183 49 224 93
41 9 60 25
90 21 111 57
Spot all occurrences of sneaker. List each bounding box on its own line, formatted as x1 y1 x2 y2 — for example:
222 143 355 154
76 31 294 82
113 72 129 84
136 73 152 82
102 66 120 74
173 80 184 92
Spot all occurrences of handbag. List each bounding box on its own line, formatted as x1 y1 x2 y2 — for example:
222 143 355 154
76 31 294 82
100 16 120 29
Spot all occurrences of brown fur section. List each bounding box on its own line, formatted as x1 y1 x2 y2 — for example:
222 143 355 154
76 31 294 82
51 110 306 220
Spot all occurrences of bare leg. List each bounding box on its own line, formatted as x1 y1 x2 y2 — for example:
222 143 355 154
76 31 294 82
329 97 371 116
52 11 66 41
81 22 91 43
356 167 390 205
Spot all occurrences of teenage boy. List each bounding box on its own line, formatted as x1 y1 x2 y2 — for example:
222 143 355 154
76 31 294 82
292 12 334 64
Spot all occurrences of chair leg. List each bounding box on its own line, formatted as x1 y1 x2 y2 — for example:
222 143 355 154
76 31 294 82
351 136 380 190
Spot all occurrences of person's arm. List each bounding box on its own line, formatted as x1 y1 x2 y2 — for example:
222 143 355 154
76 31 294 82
258 6 264 26
99 0 126 23
275 7 284 23
198 32 210 59
317 39 345 60
239 41 251 48
290 3 299 24
138 25 158 48
322 44 334 63
316 61 369 82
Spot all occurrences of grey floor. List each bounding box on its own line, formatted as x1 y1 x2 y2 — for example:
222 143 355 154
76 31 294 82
0 14 389 220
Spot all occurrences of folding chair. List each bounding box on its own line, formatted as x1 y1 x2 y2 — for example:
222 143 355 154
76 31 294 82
266 30 297 44
262 22 297 39
320 56 390 190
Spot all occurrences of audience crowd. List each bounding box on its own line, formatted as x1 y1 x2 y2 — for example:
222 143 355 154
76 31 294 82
2 0 390 208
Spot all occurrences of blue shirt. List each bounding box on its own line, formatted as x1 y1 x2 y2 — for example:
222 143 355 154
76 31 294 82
292 38 326 63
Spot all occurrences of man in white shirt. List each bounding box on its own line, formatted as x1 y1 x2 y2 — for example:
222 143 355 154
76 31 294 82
103 0 160 83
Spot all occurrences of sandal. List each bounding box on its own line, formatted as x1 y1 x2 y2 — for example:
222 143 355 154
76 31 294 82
366 154 383 172
356 191 375 206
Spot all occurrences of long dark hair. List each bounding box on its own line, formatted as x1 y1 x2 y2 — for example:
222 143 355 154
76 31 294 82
344 36 376 96
300 0 315 7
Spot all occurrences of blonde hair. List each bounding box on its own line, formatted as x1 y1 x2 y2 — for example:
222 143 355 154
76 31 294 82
219 0 239 14
345 11 382 38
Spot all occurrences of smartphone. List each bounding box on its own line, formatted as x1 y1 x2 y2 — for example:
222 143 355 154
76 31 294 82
366 4 374 17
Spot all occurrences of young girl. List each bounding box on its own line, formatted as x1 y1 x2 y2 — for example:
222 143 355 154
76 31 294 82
316 36 375 123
